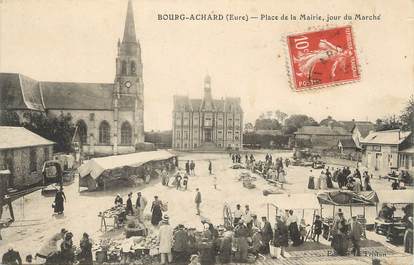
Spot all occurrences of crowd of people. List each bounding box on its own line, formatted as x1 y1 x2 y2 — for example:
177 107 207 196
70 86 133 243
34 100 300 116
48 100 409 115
1 228 93 265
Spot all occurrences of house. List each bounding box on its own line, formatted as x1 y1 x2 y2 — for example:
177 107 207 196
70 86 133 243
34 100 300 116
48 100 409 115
294 125 352 150
361 129 411 175
339 120 376 148
0 127 54 188
338 138 358 154
172 76 243 151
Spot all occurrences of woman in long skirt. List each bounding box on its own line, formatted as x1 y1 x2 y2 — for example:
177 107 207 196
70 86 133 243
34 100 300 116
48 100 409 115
151 196 163 225
54 187 66 214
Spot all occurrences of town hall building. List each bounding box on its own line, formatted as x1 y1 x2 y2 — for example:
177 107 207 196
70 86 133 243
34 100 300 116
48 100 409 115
172 76 243 151
0 0 144 156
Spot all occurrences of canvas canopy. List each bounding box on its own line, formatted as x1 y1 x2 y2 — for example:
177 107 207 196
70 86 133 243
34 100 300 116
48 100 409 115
266 193 320 210
78 150 175 180
376 190 414 204
317 190 378 206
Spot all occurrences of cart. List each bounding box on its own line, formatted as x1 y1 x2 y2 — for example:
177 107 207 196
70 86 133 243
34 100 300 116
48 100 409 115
317 190 379 241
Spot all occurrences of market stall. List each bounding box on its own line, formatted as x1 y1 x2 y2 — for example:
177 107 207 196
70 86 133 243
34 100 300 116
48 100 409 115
264 193 320 241
374 189 414 244
99 205 127 232
317 190 378 240
78 150 176 191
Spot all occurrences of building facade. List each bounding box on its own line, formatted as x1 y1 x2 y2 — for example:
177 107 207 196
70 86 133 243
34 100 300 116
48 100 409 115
361 129 412 175
0 0 144 156
0 127 54 188
294 125 353 151
172 76 243 151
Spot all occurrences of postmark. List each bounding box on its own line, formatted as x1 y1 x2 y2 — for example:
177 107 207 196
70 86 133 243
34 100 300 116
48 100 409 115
286 26 360 91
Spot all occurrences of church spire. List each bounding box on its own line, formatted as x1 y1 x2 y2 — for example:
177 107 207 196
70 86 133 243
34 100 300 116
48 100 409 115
122 0 137 43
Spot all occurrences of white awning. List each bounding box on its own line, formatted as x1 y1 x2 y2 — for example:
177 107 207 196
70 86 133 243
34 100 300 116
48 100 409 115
265 193 320 210
78 150 175 179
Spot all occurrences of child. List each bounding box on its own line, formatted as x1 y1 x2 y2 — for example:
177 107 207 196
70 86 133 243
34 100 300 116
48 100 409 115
183 174 189 190
313 215 322 243
299 219 307 243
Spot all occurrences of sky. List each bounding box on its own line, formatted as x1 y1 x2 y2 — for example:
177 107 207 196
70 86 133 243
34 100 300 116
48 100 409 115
0 0 413 130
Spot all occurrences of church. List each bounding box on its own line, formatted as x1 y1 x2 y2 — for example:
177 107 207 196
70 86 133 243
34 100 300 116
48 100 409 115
173 76 243 151
0 0 144 156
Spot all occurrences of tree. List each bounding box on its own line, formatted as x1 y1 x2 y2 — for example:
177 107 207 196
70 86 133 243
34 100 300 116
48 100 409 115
0 110 20 126
319 116 342 127
283 114 318 134
22 111 76 152
400 95 414 130
375 116 402 131
274 110 288 124
244 122 254 132
254 118 281 130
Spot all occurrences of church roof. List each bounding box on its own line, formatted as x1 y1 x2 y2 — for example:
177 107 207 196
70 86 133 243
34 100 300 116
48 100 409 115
41 81 114 110
122 0 137 43
0 73 44 111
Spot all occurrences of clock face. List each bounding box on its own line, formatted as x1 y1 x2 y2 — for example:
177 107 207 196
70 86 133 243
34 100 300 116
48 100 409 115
125 81 131 88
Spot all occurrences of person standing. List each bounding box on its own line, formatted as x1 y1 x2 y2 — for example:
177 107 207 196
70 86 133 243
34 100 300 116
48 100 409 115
60 232 74 265
261 216 273 254
274 215 288 258
176 174 182 190
125 193 134 215
158 216 173 265
2 245 22 265
234 220 249 262
195 188 202 215
185 160 190 175
349 216 363 256
190 160 195 176
135 192 147 222
312 215 322 243
404 216 413 254
288 210 301 246
233 204 243 226
78 233 93 265
243 205 253 229
208 160 212 175
172 224 188 262
183 174 189 190
54 187 66 214
151 196 163 225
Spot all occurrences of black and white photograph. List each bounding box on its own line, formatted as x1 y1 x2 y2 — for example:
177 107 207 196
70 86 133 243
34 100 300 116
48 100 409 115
0 0 413 264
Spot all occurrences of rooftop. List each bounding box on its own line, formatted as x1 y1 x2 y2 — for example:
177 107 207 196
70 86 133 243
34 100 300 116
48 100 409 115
0 126 54 150
294 125 351 136
362 129 411 145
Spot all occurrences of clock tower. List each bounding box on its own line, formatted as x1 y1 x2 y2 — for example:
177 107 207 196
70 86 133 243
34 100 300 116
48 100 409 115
114 0 144 151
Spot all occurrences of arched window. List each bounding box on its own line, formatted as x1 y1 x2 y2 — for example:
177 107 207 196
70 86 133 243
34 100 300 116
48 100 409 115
121 61 127 75
130 61 136 75
76 120 88 144
121 121 132 145
99 121 111 144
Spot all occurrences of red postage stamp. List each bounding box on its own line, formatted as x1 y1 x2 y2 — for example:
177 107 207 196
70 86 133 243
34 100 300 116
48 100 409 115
287 26 360 91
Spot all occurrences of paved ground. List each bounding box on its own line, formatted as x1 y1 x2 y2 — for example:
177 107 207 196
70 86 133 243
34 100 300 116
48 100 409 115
0 150 412 264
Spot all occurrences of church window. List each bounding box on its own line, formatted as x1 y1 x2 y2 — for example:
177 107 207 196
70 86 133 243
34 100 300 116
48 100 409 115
176 130 181 139
76 120 88 144
131 61 136 75
121 121 132 145
99 121 111 144
121 61 127 75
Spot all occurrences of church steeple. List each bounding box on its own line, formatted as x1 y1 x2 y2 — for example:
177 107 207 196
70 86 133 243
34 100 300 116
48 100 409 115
122 0 137 44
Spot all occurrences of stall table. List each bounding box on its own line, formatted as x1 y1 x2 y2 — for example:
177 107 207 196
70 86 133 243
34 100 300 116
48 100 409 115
99 205 126 232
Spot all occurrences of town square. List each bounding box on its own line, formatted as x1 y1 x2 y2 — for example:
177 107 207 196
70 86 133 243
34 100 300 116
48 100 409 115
0 0 413 265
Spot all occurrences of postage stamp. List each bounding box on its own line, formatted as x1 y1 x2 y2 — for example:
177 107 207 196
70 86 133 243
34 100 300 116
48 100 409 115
286 25 360 91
